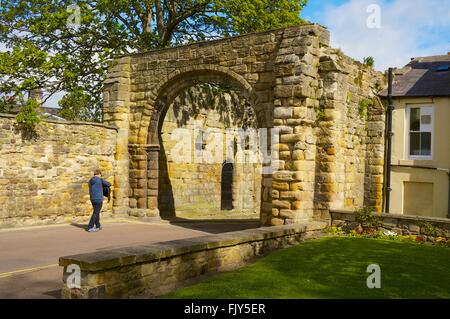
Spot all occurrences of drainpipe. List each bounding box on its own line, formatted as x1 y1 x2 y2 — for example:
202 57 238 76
384 68 394 213
448 171 450 219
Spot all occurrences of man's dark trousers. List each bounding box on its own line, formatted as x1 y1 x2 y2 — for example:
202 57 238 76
88 201 103 229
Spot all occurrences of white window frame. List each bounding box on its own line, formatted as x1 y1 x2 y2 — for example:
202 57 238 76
406 105 434 160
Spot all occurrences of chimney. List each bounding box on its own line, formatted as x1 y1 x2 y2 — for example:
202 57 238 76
28 89 43 104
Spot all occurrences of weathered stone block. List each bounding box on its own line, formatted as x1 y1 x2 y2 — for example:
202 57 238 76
272 200 291 209
272 181 290 191
274 107 294 119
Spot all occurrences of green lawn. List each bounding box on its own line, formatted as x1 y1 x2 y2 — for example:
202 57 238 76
162 237 450 299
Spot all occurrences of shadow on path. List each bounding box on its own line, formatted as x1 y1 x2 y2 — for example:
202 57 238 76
69 223 87 230
168 218 260 234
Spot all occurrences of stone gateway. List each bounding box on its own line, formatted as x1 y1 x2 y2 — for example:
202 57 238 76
103 23 385 226
0 24 386 227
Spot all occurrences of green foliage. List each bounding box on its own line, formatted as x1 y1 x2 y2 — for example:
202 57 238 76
374 81 385 94
353 230 396 241
348 229 358 237
15 98 41 140
0 0 308 122
354 231 447 246
363 56 375 68
333 209 450 248
324 226 345 236
341 228 446 247
355 206 383 230
200 82 234 96
435 237 450 247
354 70 364 88
214 0 308 35
58 89 100 121
358 98 374 118
418 222 439 237
315 104 326 121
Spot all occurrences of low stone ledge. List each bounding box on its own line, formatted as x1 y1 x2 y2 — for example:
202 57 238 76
331 209 450 225
59 222 326 298
60 224 308 271
330 210 450 237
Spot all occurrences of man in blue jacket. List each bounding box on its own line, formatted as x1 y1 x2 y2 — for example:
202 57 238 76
87 169 111 232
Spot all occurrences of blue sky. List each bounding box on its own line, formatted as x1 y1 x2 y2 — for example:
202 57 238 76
301 0 450 70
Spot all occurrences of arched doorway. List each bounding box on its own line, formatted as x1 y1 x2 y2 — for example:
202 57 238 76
154 79 264 220
122 63 275 225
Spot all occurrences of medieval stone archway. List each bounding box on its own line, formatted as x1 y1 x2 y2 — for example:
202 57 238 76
147 68 269 219
103 24 386 226
146 67 265 145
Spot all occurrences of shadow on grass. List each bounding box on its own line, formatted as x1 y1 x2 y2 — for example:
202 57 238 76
162 237 450 299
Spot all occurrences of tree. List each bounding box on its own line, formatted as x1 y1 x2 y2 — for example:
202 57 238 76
58 88 99 121
0 0 308 122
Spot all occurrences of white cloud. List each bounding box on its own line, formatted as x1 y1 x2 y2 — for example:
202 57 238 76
319 0 450 71
0 42 8 52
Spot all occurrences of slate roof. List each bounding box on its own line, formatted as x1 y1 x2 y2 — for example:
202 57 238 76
381 54 450 97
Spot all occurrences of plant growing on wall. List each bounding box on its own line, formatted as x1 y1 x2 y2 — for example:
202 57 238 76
363 56 375 68
315 103 326 122
354 70 364 88
355 206 383 233
418 222 439 237
358 98 374 119
15 98 41 140
324 226 345 236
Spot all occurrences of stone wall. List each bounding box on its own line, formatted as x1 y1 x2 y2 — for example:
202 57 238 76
270 31 385 224
313 49 386 220
330 210 450 239
59 221 326 299
158 85 261 218
0 114 117 227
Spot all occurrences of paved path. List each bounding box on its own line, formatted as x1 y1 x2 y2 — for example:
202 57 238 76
0 219 259 298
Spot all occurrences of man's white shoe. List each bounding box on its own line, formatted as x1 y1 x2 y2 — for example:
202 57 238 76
87 228 99 232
